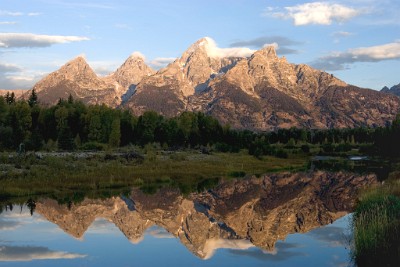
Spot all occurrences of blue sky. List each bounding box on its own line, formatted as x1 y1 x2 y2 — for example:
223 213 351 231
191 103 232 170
0 0 399 90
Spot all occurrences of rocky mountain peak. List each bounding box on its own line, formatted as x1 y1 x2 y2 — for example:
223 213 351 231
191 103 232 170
127 37 244 102
128 51 146 60
33 55 99 92
57 55 97 80
108 53 155 89
178 37 244 92
184 37 212 54
381 83 400 97
31 55 121 107
258 45 278 59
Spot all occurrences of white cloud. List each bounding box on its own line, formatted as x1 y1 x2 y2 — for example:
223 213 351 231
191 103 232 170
0 219 23 231
263 42 279 49
351 41 400 59
130 51 146 60
0 246 87 261
28 12 42 16
0 21 17 25
0 63 22 73
332 31 354 43
0 10 23 16
202 238 254 260
266 2 361 26
230 36 302 55
312 41 400 70
0 33 90 48
332 31 353 37
0 75 40 89
203 37 255 58
0 62 45 89
149 57 177 68
147 227 174 239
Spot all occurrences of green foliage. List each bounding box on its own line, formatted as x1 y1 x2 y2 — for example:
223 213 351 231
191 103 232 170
0 149 308 205
8 101 32 147
81 142 105 151
0 94 398 161
373 114 400 157
352 181 400 266
108 118 121 148
4 92 15 104
58 124 74 150
275 149 288 159
300 144 310 153
321 143 334 153
28 89 38 107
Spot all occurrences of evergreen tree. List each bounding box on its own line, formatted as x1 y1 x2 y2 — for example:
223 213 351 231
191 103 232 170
55 106 74 150
58 124 74 150
8 101 32 147
88 114 102 142
108 118 121 147
5 92 15 105
28 89 38 107
68 94 74 104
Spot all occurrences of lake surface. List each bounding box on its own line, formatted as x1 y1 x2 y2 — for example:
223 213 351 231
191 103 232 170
0 171 378 266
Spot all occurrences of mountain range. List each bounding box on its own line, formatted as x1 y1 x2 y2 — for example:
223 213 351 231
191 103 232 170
381 83 400 97
22 37 400 130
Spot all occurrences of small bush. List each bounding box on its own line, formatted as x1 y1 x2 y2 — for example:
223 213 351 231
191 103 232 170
81 142 105 151
169 153 186 161
275 149 288 159
300 144 310 153
228 171 246 178
322 143 334 153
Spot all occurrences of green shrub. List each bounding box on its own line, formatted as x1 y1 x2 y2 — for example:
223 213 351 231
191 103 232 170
81 142 105 151
275 149 288 159
352 188 400 266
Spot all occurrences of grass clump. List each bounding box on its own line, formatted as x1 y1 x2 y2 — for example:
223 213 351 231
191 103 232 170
352 177 400 266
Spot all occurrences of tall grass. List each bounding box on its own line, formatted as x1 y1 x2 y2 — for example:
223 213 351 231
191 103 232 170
352 177 400 266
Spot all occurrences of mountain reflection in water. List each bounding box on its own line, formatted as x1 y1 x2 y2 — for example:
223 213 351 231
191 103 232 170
28 171 377 259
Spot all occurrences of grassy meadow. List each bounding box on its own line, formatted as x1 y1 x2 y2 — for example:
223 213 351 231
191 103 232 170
0 147 308 204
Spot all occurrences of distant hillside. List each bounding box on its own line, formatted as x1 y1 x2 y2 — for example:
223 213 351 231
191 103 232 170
381 84 400 97
0 89 27 98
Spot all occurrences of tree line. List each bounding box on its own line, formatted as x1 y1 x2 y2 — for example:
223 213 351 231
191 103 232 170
0 90 399 157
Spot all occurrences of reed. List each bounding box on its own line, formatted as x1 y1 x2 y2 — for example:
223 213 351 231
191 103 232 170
352 177 400 266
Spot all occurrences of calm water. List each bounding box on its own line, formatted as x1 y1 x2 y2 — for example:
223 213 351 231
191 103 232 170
0 171 378 266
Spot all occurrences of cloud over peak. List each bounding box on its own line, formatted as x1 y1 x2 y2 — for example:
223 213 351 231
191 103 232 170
230 36 302 55
130 51 146 60
0 33 90 48
149 57 177 69
202 37 255 58
266 2 361 26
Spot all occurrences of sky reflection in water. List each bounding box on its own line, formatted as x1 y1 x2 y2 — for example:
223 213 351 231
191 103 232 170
0 205 352 267
0 172 369 266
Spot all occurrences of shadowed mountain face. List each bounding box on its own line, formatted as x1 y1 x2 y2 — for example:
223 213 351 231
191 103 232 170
381 83 400 97
27 38 399 129
34 171 377 259
123 38 399 129
27 56 154 108
187 46 399 130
